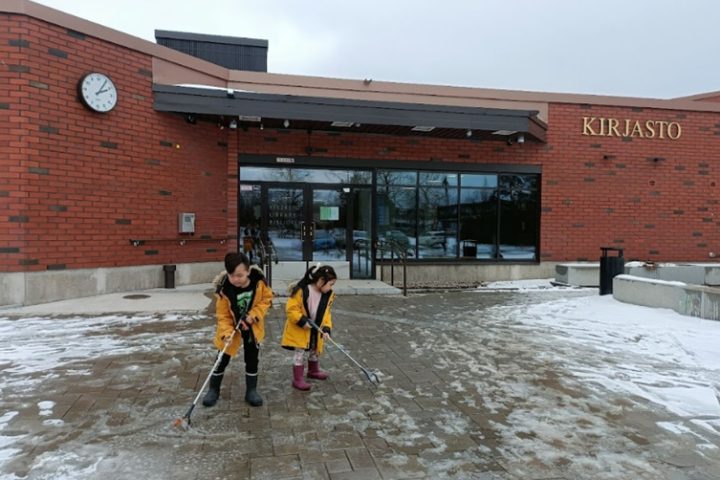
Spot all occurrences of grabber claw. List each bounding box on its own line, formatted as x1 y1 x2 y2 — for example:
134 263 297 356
307 319 381 386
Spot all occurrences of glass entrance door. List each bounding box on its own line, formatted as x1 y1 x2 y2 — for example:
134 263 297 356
267 187 305 261
312 188 347 263
249 184 374 278
266 186 347 264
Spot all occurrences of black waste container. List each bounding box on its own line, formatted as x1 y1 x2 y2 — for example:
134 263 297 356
462 239 478 257
599 247 624 295
163 264 177 289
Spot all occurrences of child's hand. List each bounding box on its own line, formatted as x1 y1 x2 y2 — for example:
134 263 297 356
322 332 330 340
303 323 312 330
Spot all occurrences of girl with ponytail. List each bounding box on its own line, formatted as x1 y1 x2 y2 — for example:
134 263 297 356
281 264 337 390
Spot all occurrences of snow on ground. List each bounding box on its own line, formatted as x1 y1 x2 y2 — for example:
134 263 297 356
476 292 720 473
0 412 21 465
370 286 720 477
1 286 719 478
521 294 720 413
478 278 591 291
0 314 202 394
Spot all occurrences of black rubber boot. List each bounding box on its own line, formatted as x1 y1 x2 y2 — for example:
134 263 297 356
202 374 223 407
245 374 263 407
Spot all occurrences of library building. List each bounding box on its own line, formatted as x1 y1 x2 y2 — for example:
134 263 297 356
2 0 720 305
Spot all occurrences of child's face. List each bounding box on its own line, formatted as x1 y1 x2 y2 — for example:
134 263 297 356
316 278 336 293
228 264 250 288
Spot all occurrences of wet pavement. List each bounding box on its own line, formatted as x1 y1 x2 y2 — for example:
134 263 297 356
1 289 719 479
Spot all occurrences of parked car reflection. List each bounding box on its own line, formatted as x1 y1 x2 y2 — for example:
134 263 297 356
312 230 337 250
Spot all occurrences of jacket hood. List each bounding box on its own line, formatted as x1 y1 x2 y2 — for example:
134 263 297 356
213 265 266 295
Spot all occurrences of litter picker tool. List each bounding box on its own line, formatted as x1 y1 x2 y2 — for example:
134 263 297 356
307 319 380 386
173 304 250 431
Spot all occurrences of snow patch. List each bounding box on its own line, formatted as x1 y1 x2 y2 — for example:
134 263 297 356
38 401 55 416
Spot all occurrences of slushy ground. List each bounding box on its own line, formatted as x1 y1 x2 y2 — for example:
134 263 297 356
1 287 719 479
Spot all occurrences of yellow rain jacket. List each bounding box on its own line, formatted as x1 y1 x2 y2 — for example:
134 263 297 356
212 266 273 357
281 285 334 353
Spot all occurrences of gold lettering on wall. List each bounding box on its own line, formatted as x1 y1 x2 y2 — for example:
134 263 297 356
581 117 682 139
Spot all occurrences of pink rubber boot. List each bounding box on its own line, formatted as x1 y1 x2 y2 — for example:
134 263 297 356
307 360 329 380
292 365 311 390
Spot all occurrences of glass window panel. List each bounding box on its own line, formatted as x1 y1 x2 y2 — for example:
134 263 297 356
459 188 498 259
312 189 347 262
418 186 458 259
240 167 371 184
239 184 262 261
266 188 304 261
377 170 417 186
419 172 458 187
498 174 539 260
376 185 416 257
461 174 498 188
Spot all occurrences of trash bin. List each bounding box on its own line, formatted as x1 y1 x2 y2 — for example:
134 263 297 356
163 264 176 289
599 247 624 295
462 239 478 257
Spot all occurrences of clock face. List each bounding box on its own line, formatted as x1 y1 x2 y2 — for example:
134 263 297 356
79 73 117 113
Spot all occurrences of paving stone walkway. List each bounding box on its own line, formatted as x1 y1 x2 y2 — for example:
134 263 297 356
1 290 719 479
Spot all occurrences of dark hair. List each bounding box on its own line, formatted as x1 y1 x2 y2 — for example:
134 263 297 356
224 252 251 274
290 264 337 295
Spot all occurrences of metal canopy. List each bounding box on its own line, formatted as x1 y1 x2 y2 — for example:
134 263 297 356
152 84 547 142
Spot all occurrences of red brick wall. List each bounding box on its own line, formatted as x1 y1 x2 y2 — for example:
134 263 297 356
543 103 720 262
0 14 230 273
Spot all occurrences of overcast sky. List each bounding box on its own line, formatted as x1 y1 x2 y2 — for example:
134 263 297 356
32 0 720 99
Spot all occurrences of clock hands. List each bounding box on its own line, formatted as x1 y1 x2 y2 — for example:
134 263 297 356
95 79 108 95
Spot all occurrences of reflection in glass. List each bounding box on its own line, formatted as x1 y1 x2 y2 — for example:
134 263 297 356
312 189 346 262
418 186 458 259
239 185 262 261
267 188 304 261
377 170 417 186
377 185 416 256
241 167 371 184
419 172 458 187
247 167 539 265
461 174 497 188
351 188 373 279
459 187 498 259
498 174 539 260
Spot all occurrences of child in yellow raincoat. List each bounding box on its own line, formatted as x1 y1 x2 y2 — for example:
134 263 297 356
281 265 337 390
202 252 273 407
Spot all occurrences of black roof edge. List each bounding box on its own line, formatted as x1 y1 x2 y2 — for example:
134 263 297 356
154 30 268 48
152 84 547 142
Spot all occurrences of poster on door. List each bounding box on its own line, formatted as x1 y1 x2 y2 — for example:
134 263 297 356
320 206 339 221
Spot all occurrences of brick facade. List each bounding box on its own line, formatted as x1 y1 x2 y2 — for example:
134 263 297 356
1 14 229 273
2 12 719 275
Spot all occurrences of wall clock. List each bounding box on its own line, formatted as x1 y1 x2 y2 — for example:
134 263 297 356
78 72 117 113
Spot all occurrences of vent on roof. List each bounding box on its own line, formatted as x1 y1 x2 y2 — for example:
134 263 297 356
155 30 268 72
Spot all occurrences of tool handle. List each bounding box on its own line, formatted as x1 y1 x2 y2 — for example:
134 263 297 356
190 329 236 407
